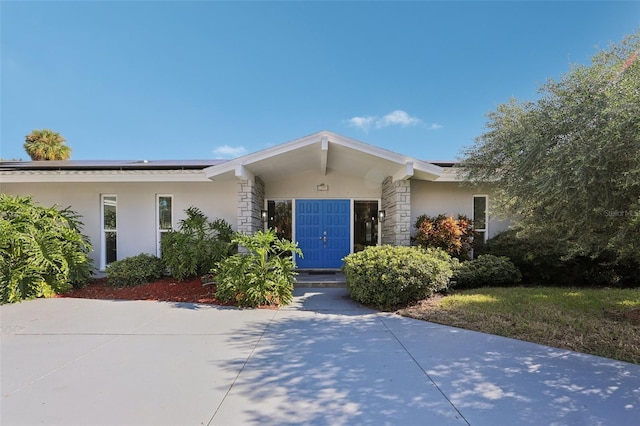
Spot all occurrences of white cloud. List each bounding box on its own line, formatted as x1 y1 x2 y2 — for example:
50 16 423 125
429 123 443 130
346 116 376 132
213 145 247 158
346 110 423 131
376 110 422 128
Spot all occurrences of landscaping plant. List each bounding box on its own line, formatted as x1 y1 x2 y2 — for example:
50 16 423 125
460 32 640 281
105 253 165 287
214 229 302 308
0 194 93 303
413 214 474 260
478 228 640 287
453 254 522 288
343 245 457 311
161 207 235 280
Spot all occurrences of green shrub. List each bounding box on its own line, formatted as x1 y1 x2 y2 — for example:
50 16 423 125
105 253 165 287
0 194 94 304
161 207 235 280
476 228 568 285
477 228 639 287
413 214 474 260
342 245 457 311
214 229 302 308
452 255 522 288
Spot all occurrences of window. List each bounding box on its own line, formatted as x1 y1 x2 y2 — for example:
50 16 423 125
157 195 173 257
101 195 117 269
473 195 488 252
354 200 379 252
267 200 292 240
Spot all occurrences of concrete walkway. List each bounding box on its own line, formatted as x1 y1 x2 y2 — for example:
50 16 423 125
1 288 639 425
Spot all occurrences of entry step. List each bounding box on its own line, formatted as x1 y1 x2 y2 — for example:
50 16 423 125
295 272 347 288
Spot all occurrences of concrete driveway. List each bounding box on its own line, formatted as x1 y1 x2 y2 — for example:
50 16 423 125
1 288 639 425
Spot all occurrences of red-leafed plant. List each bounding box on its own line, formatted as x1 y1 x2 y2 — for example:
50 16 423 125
413 214 474 260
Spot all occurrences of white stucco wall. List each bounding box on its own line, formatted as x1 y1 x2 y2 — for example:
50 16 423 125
1 181 236 269
2 174 512 271
266 169 382 200
410 180 509 239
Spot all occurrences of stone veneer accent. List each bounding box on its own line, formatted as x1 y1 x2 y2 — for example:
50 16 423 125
237 176 265 234
381 176 411 246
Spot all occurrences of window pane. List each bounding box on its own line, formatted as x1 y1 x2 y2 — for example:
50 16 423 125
103 196 117 230
473 231 486 258
105 231 117 264
473 196 487 230
354 201 379 252
158 196 172 230
267 200 292 240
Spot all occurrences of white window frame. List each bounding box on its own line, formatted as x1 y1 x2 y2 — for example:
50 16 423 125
472 194 489 243
100 194 117 270
156 194 174 257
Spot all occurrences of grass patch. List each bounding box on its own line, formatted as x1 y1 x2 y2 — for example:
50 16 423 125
397 287 640 364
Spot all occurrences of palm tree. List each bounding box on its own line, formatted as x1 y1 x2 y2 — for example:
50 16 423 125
23 129 72 160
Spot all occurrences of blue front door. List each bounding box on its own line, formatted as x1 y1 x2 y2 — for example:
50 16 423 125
295 199 350 269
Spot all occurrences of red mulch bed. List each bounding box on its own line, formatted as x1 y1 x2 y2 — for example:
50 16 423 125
58 277 231 305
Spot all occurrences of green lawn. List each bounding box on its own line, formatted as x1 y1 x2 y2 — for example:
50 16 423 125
398 287 640 364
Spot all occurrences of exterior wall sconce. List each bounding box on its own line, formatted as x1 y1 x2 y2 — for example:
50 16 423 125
316 183 329 191
261 210 268 222
378 210 386 222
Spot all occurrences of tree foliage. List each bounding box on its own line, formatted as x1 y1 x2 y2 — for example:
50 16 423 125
460 31 640 267
0 194 94 303
23 129 72 160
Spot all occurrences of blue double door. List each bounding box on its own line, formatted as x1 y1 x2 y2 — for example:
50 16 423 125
295 199 350 269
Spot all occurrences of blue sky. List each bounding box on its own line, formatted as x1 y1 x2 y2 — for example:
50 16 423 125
1 1 638 162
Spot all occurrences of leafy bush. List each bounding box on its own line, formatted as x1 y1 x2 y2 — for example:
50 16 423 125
343 245 457 311
452 255 522 289
475 228 571 285
476 228 640 287
0 194 94 304
214 229 302 308
105 253 165 288
413 214 474 260
161 207 234 280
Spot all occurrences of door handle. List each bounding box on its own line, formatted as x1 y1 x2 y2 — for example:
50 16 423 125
320 231 328 247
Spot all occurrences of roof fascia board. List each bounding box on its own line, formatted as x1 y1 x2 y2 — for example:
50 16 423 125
326 132 443 177
202 130 444 180
204 132 325 179
235 165 255 181
392 162 414 181
0 170 209 183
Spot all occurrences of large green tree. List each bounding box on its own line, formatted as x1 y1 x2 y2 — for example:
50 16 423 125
23 129 72 160
461 31 640 266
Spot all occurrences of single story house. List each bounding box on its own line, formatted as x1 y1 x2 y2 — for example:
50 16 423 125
0 131 507 270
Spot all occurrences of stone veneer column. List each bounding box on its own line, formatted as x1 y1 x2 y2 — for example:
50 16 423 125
381 176 411 246
236 176 265 235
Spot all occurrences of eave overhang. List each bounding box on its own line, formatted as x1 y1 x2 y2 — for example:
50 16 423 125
0 169 211 183
203 131 444 183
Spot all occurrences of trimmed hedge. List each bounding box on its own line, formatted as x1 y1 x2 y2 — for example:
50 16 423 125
453 254 522 288
342 245 456 311
106 253 165 287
